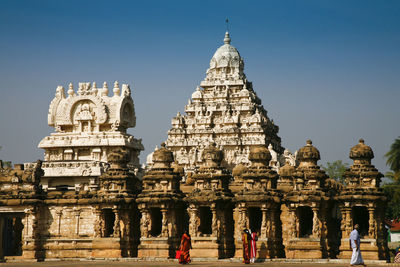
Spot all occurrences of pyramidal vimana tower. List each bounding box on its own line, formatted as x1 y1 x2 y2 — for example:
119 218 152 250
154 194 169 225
164 32 295 173
0 31 388 262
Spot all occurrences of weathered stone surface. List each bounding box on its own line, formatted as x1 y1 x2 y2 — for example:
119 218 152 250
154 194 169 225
0 32 388 263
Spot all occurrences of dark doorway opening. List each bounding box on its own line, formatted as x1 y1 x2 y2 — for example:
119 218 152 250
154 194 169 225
298 206 313 237
150 208 162 237
2 216 23 256
352 206 369 237
249 207 262 233
199 207 212 236
103 209 115 237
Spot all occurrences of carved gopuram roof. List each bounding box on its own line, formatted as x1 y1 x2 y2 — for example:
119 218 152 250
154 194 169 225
165 32 285 171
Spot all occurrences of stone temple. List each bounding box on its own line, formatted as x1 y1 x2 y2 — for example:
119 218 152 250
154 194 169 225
0 31 389 262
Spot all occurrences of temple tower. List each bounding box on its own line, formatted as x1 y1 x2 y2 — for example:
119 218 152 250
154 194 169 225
136 143 185 258
233 145 283 259
32 82 143 259
38 81 143 191
186 143 234 259
283 140 341 259
165 32 290 173
337 139 388 260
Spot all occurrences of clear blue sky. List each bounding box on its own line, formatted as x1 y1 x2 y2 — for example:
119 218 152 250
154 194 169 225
0 0 399 175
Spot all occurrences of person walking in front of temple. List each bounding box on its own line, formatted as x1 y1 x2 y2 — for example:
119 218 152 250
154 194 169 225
250 229 258 263
349 224 366 266
242 229 251 264
178 230 191 264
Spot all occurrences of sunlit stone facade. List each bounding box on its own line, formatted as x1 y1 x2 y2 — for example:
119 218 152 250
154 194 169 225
164 32 296 173
0 32 388 262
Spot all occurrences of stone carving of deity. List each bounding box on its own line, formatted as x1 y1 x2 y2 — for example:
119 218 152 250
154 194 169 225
188 207 199 237
282 149 296 167
77 104 93 121
140 211 149 238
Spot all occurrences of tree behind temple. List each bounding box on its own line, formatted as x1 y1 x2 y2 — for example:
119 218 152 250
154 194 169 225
322 160 349 184
383 137 400 219
385 136 400 181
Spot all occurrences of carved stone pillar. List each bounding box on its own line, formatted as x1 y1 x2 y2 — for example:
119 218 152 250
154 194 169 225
345 208 352 238
368 207 375 238
113 208 121 238
211 205 218 238
312 208 321 238
261 207 267 238
188 205 199 237
74 208 81 237
94 209 102 237
290 209 297 239
161 208 168 237
56 209 62 237
241 207 248 230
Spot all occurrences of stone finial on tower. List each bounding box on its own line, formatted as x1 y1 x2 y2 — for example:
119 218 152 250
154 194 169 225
102 82 108 96
67 83 74 97
248 145 272 168
297 140 321 167
113 81 120 96
224 31 231 45
349 138 374 166
345 139 382 188
92 82 98 95
202 142 223 168
152 143 174 169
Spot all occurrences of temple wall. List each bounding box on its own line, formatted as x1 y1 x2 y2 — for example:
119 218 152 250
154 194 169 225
44 205 95 238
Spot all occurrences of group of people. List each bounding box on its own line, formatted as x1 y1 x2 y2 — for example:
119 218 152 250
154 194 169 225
176 228 259 265
242 229 258 264
176 224 379 265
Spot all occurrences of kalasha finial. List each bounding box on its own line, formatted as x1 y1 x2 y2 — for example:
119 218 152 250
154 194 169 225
67 83 74 96
224 31 231 45
359 138 365 144
306 139 312 145
113 81 120 96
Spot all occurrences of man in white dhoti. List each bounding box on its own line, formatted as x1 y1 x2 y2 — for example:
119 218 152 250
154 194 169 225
349 224 366 266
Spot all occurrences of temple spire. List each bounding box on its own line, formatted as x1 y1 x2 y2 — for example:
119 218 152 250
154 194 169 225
224 31 231 45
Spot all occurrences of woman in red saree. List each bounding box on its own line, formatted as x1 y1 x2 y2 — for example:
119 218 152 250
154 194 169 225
242 229 251 264
179 230 191 264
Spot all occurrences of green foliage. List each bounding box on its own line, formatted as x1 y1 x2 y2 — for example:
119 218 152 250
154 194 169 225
382 180 400 220
385 137 400 182
383 138 400 220
322 160 349 184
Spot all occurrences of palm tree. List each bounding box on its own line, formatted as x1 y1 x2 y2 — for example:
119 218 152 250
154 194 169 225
385 137 400 181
